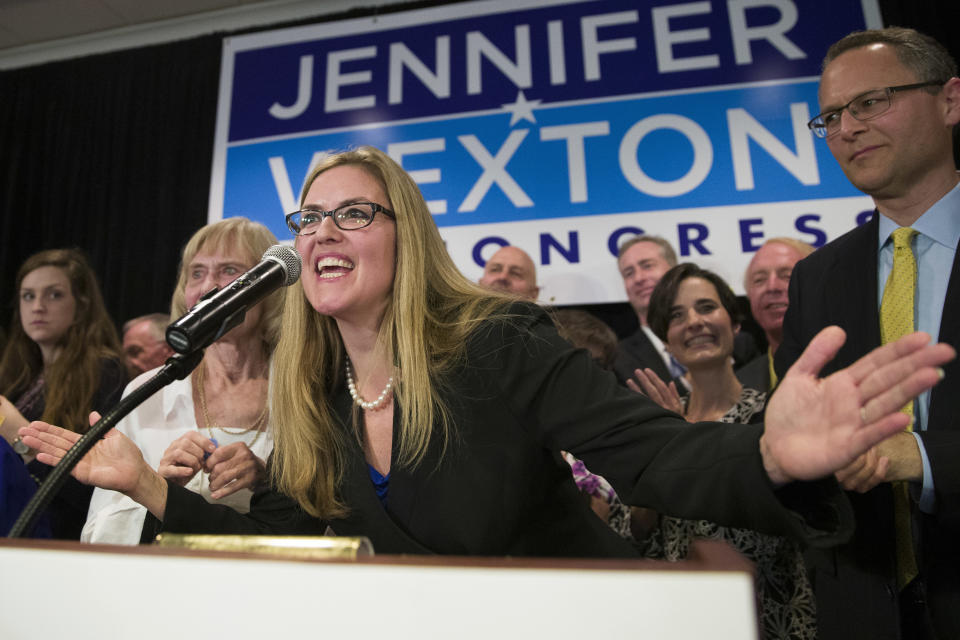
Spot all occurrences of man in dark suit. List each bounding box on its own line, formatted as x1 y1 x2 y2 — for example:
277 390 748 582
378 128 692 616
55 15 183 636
612 236 681 385
737 238 813 392
776 27 960 640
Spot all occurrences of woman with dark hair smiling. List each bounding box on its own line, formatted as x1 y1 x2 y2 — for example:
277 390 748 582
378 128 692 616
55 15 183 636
635 262 815 639
634 263 757 423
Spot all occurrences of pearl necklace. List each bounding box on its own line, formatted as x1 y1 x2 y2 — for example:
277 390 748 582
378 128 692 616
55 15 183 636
345 358 394 411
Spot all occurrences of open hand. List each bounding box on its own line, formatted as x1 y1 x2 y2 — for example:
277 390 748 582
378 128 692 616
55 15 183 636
19 412 169 518
760 327 953 485
626 368 684 417
20 412 148 494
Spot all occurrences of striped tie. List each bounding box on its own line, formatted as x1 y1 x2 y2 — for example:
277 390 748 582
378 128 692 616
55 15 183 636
880 226 919 590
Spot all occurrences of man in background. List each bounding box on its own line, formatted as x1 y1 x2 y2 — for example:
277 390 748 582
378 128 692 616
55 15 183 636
122 313 173 377
737 238 814 392
478 245 539 301
612 236 681 386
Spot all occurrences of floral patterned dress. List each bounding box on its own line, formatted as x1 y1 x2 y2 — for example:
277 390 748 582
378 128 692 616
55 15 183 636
638 388 817 640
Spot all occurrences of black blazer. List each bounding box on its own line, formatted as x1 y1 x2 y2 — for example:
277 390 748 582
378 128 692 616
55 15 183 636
613 327 673 386
776 213 960 640
736 353 771 393
161 304 853 557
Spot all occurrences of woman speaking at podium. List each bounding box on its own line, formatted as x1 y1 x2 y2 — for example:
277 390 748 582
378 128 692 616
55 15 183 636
21 146 953 556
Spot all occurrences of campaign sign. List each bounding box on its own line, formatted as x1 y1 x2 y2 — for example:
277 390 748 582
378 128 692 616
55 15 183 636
211 0 881 302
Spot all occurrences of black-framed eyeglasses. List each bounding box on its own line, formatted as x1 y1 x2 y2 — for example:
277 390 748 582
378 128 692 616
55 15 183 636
286 202 396 235
807 81 945 139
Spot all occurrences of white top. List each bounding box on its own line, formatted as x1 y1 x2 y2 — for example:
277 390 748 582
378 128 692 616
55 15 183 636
81 369 274 545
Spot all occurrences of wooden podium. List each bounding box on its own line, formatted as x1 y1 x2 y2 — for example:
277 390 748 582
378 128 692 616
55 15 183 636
0 537 757 639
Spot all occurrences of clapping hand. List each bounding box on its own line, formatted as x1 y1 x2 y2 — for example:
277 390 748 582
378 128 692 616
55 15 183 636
627 367 685 417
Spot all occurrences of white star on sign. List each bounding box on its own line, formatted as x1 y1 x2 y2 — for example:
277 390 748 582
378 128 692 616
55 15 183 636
502 90 541 126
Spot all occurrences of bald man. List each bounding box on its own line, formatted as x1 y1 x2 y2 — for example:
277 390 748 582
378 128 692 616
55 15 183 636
478 246 539 301
736 238 813 392
122 313 174 377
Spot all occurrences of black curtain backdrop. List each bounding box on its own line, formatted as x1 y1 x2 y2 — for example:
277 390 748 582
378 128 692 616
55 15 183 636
0 0 956 341
0 34 222 329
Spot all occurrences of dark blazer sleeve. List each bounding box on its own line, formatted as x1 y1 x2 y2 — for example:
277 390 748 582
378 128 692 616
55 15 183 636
160 458 326 536
478 303 852 547
735 354 770 393
612 329 673 385
161 303 853 550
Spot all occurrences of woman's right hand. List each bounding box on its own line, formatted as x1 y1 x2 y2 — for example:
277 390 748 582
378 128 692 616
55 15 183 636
158 432 217 486
626 368 685 417
19 412 169 518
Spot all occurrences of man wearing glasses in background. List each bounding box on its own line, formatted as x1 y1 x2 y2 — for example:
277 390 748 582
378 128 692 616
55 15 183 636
776 28 960 640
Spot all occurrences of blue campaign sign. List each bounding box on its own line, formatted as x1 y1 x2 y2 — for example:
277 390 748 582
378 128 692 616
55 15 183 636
211 0 881 304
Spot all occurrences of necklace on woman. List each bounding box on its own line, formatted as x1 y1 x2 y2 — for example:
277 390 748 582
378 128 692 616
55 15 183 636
345 358 394 411
196 362 267 448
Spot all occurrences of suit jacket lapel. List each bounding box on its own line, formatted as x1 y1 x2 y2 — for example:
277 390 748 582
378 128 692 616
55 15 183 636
328 386 433 554
834 214 882 370
630 328 673 382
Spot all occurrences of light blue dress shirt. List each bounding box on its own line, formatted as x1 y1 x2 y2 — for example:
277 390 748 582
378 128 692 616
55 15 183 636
877 180 960 511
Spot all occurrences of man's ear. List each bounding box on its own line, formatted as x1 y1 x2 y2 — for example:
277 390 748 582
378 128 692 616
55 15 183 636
941 77 960 126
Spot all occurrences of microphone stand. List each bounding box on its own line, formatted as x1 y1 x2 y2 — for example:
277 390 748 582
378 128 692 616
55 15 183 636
7 350 204 538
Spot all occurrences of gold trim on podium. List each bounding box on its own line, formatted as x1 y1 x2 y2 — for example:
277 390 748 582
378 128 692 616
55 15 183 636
153 534 374 559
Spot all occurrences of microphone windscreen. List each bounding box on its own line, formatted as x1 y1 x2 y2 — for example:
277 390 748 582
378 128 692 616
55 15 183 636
263 245 302 286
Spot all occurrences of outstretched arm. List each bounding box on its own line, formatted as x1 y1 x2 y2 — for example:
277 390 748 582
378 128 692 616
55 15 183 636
19 413 169 520
760 327 953 485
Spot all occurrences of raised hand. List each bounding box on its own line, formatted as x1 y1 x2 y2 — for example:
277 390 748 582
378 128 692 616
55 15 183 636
626 367 684 417
760 327 953 485
205 442 267 499
19 412 168 518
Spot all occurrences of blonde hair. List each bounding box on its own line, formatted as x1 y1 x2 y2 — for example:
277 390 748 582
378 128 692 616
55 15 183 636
170 217 283 352
0 248 122 432
271 146 511 518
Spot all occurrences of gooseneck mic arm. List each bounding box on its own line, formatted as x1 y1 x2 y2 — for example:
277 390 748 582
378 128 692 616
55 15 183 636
7 351 204 538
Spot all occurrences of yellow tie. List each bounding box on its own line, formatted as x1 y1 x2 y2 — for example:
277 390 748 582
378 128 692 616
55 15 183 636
766 348 779 391
880 226 919 590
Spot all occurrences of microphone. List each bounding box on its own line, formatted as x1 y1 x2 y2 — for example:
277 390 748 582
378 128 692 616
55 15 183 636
166 244 301 354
